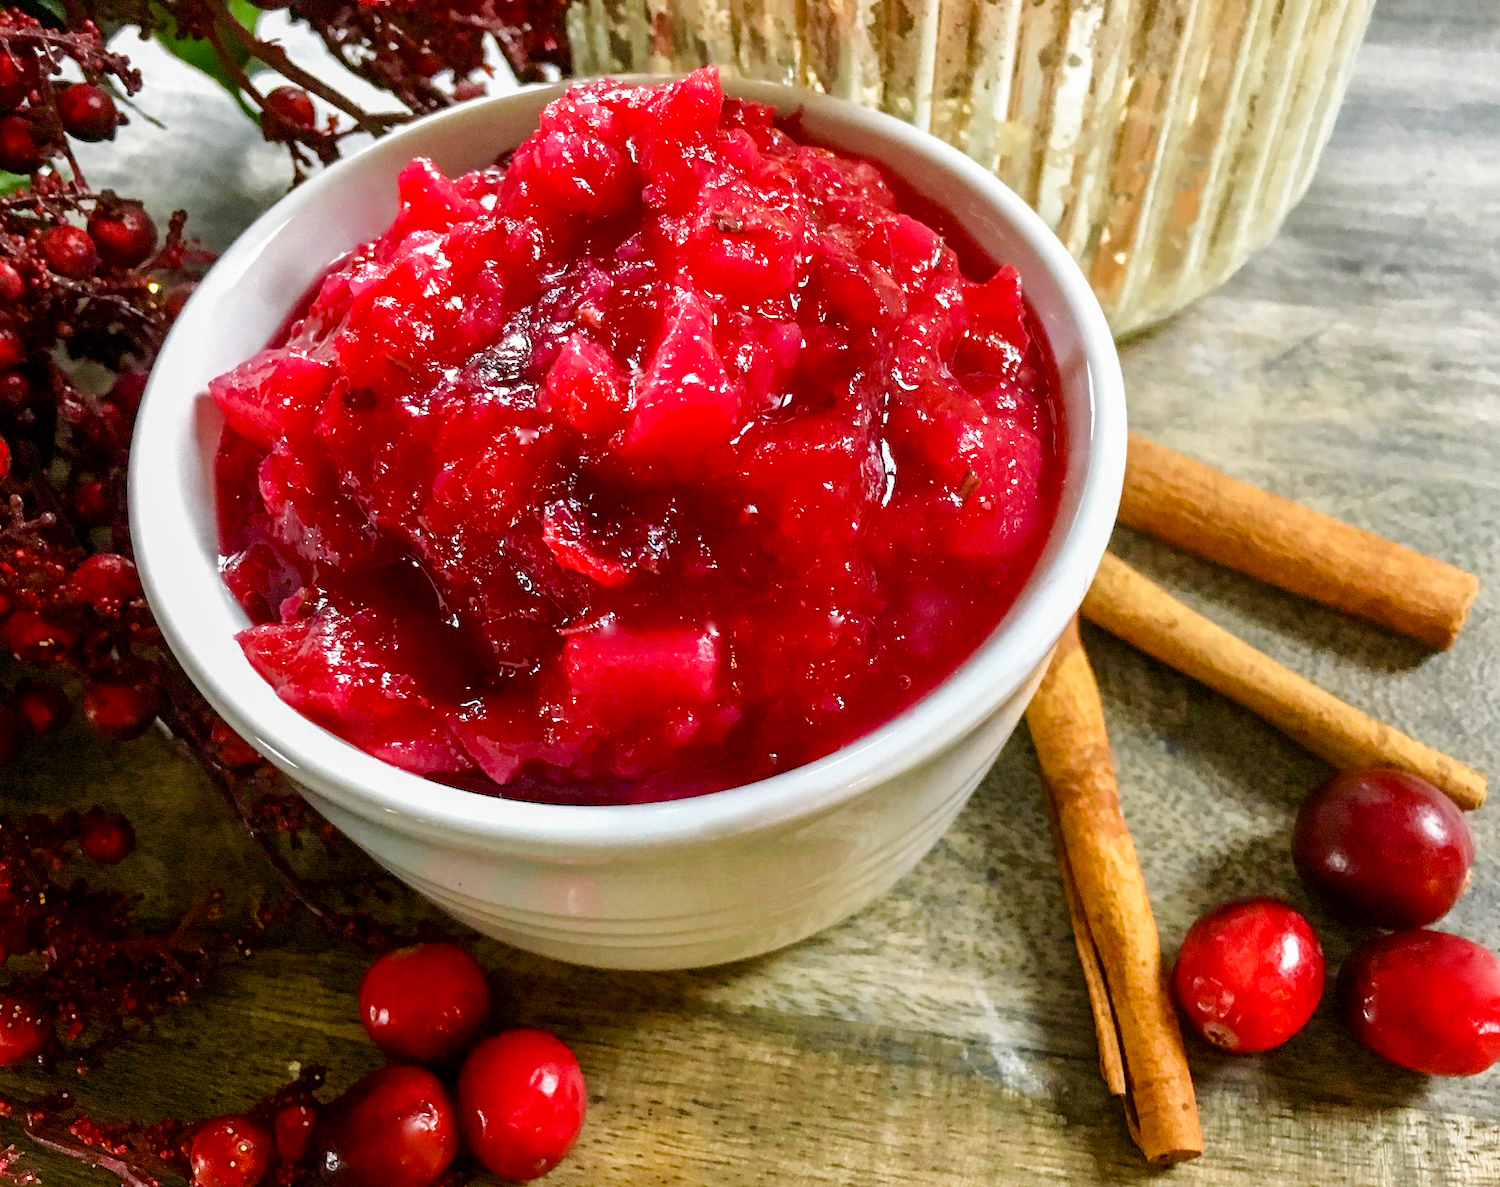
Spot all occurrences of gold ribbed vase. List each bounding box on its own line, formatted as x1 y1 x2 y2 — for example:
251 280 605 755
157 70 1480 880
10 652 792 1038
566 0 1375 336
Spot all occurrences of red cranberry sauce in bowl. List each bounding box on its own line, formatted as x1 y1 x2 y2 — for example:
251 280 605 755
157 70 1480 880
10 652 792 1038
210 69 1065 806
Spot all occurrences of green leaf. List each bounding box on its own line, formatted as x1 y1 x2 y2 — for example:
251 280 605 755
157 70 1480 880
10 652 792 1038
14 1 65 26
150 0 263 120
0 171 29 196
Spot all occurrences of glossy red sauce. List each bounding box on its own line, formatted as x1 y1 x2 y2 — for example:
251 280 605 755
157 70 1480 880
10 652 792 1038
211 69 1064 804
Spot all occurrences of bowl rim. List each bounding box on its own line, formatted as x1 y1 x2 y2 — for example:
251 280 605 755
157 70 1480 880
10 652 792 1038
130 74 1125 858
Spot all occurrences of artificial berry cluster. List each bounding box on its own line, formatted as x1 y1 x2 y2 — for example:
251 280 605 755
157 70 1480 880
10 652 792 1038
265 0 573 97
1171 768 1500 1077
0 13 211 784
0 807 264 1082
0 11 136 174
82 1 571 178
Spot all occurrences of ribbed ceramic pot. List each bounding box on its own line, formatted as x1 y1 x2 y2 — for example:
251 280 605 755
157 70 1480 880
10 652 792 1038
567 0 1376 335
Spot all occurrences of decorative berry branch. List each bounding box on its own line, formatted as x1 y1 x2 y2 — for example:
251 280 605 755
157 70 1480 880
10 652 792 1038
81 0 570 178
0 2 577 1181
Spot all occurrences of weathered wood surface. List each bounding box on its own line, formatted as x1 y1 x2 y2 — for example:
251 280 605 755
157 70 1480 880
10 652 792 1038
5 0 1500 1181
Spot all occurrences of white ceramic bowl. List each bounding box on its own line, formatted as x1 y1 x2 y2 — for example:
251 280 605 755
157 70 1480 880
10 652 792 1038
130 77 1125 970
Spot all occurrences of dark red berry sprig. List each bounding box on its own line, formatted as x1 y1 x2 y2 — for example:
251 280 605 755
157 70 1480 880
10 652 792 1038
274 0 572 104
71 1 567 181
0 11 137 182
0 13 207 779
0 809 264 1076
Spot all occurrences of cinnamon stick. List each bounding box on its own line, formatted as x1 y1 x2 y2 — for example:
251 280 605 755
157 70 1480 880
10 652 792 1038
1083 552 1487 810
1026 621 1202 1165
1043 788 1127 1099
1121 433 1480 650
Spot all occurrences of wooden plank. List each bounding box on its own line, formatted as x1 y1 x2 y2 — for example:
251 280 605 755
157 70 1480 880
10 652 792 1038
3 1 1500 1181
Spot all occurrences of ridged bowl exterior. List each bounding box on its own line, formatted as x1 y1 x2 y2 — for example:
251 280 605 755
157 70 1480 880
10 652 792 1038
568 0 1376 335
296 664 1044 969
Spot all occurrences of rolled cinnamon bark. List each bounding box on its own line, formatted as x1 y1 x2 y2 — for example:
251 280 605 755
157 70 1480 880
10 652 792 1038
1043 790 1127 1099
1121 433 1480 650
1083 553 1487 810
1026 621 1202 1165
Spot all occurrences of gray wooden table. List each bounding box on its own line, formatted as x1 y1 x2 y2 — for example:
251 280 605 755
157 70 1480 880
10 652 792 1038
3 0 1499 1182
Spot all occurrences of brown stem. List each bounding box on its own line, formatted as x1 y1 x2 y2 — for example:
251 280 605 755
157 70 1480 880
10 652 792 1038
216 14 405 136
21 1128 162 1187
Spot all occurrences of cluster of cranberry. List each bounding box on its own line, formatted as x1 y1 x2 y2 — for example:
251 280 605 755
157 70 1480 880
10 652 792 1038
0 550 162 754
0 816 582 1187
0 11 124 175
189 942 586 1187
1171 768 1500 1076
0 806 176 1071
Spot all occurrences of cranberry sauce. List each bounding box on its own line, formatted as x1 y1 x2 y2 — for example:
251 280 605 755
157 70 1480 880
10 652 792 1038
211 69 1065 804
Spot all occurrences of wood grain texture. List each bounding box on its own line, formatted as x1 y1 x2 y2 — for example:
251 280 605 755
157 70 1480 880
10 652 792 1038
4 2 1500 1183
1083 553 1487 809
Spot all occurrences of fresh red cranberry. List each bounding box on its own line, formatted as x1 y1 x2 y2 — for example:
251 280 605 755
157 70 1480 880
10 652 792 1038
0 114 44 173
79 809 134 865
0 994 50 1064
0 327 23 370
81 682 157 740
88 203 157 270
42 225 100 279
0 262 22 303
12 679 70 735
262 85 316 132
1340 930 1500 1076
190 1115 272 1187
2 611 77 665
66 552 142 611
1171 899 1325 1053
313 1065 458 1187
211 718 263 769
359 943 492 1064
0 434 9 482
458 1030 587 1181
273 1103 317 1164
1294 769 1474 929
56 82 118 142
71 477 111 523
